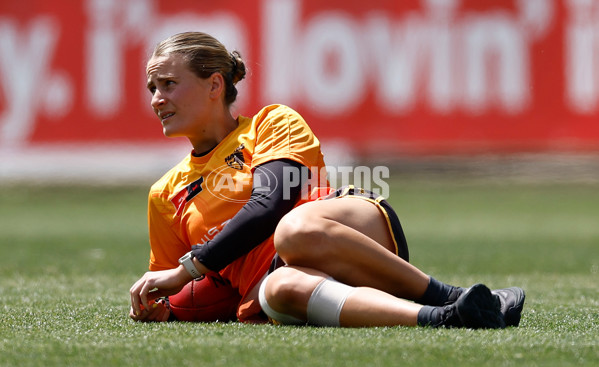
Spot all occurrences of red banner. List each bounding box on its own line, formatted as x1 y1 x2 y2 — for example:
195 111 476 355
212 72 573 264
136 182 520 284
1 0 598 155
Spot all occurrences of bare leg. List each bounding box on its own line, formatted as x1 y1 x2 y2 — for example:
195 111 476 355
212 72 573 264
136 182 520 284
263 266 422 327
274 197 430 300
340 288 421 327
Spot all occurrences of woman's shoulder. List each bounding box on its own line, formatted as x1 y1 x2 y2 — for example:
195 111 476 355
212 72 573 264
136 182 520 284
253 104 303 119
245 104 307 128
149 154 193 194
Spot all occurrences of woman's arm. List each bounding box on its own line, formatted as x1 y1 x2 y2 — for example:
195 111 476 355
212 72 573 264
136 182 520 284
190 158 306 272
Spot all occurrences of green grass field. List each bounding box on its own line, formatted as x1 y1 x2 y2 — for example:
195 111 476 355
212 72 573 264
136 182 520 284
1 178 598 366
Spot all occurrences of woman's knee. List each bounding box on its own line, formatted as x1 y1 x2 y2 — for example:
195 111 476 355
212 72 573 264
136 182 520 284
261 267 324 316
260 267 357 327
274 207 332 260
263 267 304 307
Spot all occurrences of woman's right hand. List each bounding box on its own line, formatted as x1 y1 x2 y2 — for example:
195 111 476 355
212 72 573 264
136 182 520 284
129 298 171 322
129 266 192 319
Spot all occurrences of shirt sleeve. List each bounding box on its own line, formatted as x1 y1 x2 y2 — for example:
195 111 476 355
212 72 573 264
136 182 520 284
190 159 305 271
250 106 323 170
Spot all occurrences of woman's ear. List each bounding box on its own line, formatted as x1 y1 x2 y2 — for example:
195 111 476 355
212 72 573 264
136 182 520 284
208 72 225 100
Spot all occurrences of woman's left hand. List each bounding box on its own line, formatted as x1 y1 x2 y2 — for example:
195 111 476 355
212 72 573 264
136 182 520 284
129 266 191 318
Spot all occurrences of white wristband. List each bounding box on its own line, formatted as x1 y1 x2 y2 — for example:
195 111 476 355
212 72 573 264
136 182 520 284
178 252 204 280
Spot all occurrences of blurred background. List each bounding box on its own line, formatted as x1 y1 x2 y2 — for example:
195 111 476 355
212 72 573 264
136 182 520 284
1 0 598 185
1 5 598 363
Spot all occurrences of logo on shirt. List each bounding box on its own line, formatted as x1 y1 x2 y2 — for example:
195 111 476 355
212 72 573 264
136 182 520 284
225 144 245 170
171 176 204 216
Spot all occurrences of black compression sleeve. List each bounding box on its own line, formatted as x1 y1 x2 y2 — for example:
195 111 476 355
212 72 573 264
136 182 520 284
190 159 305 272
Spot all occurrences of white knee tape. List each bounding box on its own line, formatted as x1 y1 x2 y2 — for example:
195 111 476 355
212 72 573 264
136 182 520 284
258 273 304 325
307 277 355 327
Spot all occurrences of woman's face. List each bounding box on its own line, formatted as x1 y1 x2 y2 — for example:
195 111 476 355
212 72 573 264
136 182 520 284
146 53 215 142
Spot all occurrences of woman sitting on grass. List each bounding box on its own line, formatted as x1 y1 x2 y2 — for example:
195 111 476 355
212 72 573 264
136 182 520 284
129 31 525 328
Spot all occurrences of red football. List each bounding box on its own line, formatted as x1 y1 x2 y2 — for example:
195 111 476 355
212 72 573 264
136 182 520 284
168 273 241 322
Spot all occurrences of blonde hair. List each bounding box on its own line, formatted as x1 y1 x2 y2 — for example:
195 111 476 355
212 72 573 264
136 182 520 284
151 32 246 105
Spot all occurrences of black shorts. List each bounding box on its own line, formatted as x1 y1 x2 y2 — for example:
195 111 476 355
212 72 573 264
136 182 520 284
269 185 409 273
322 185 409 262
